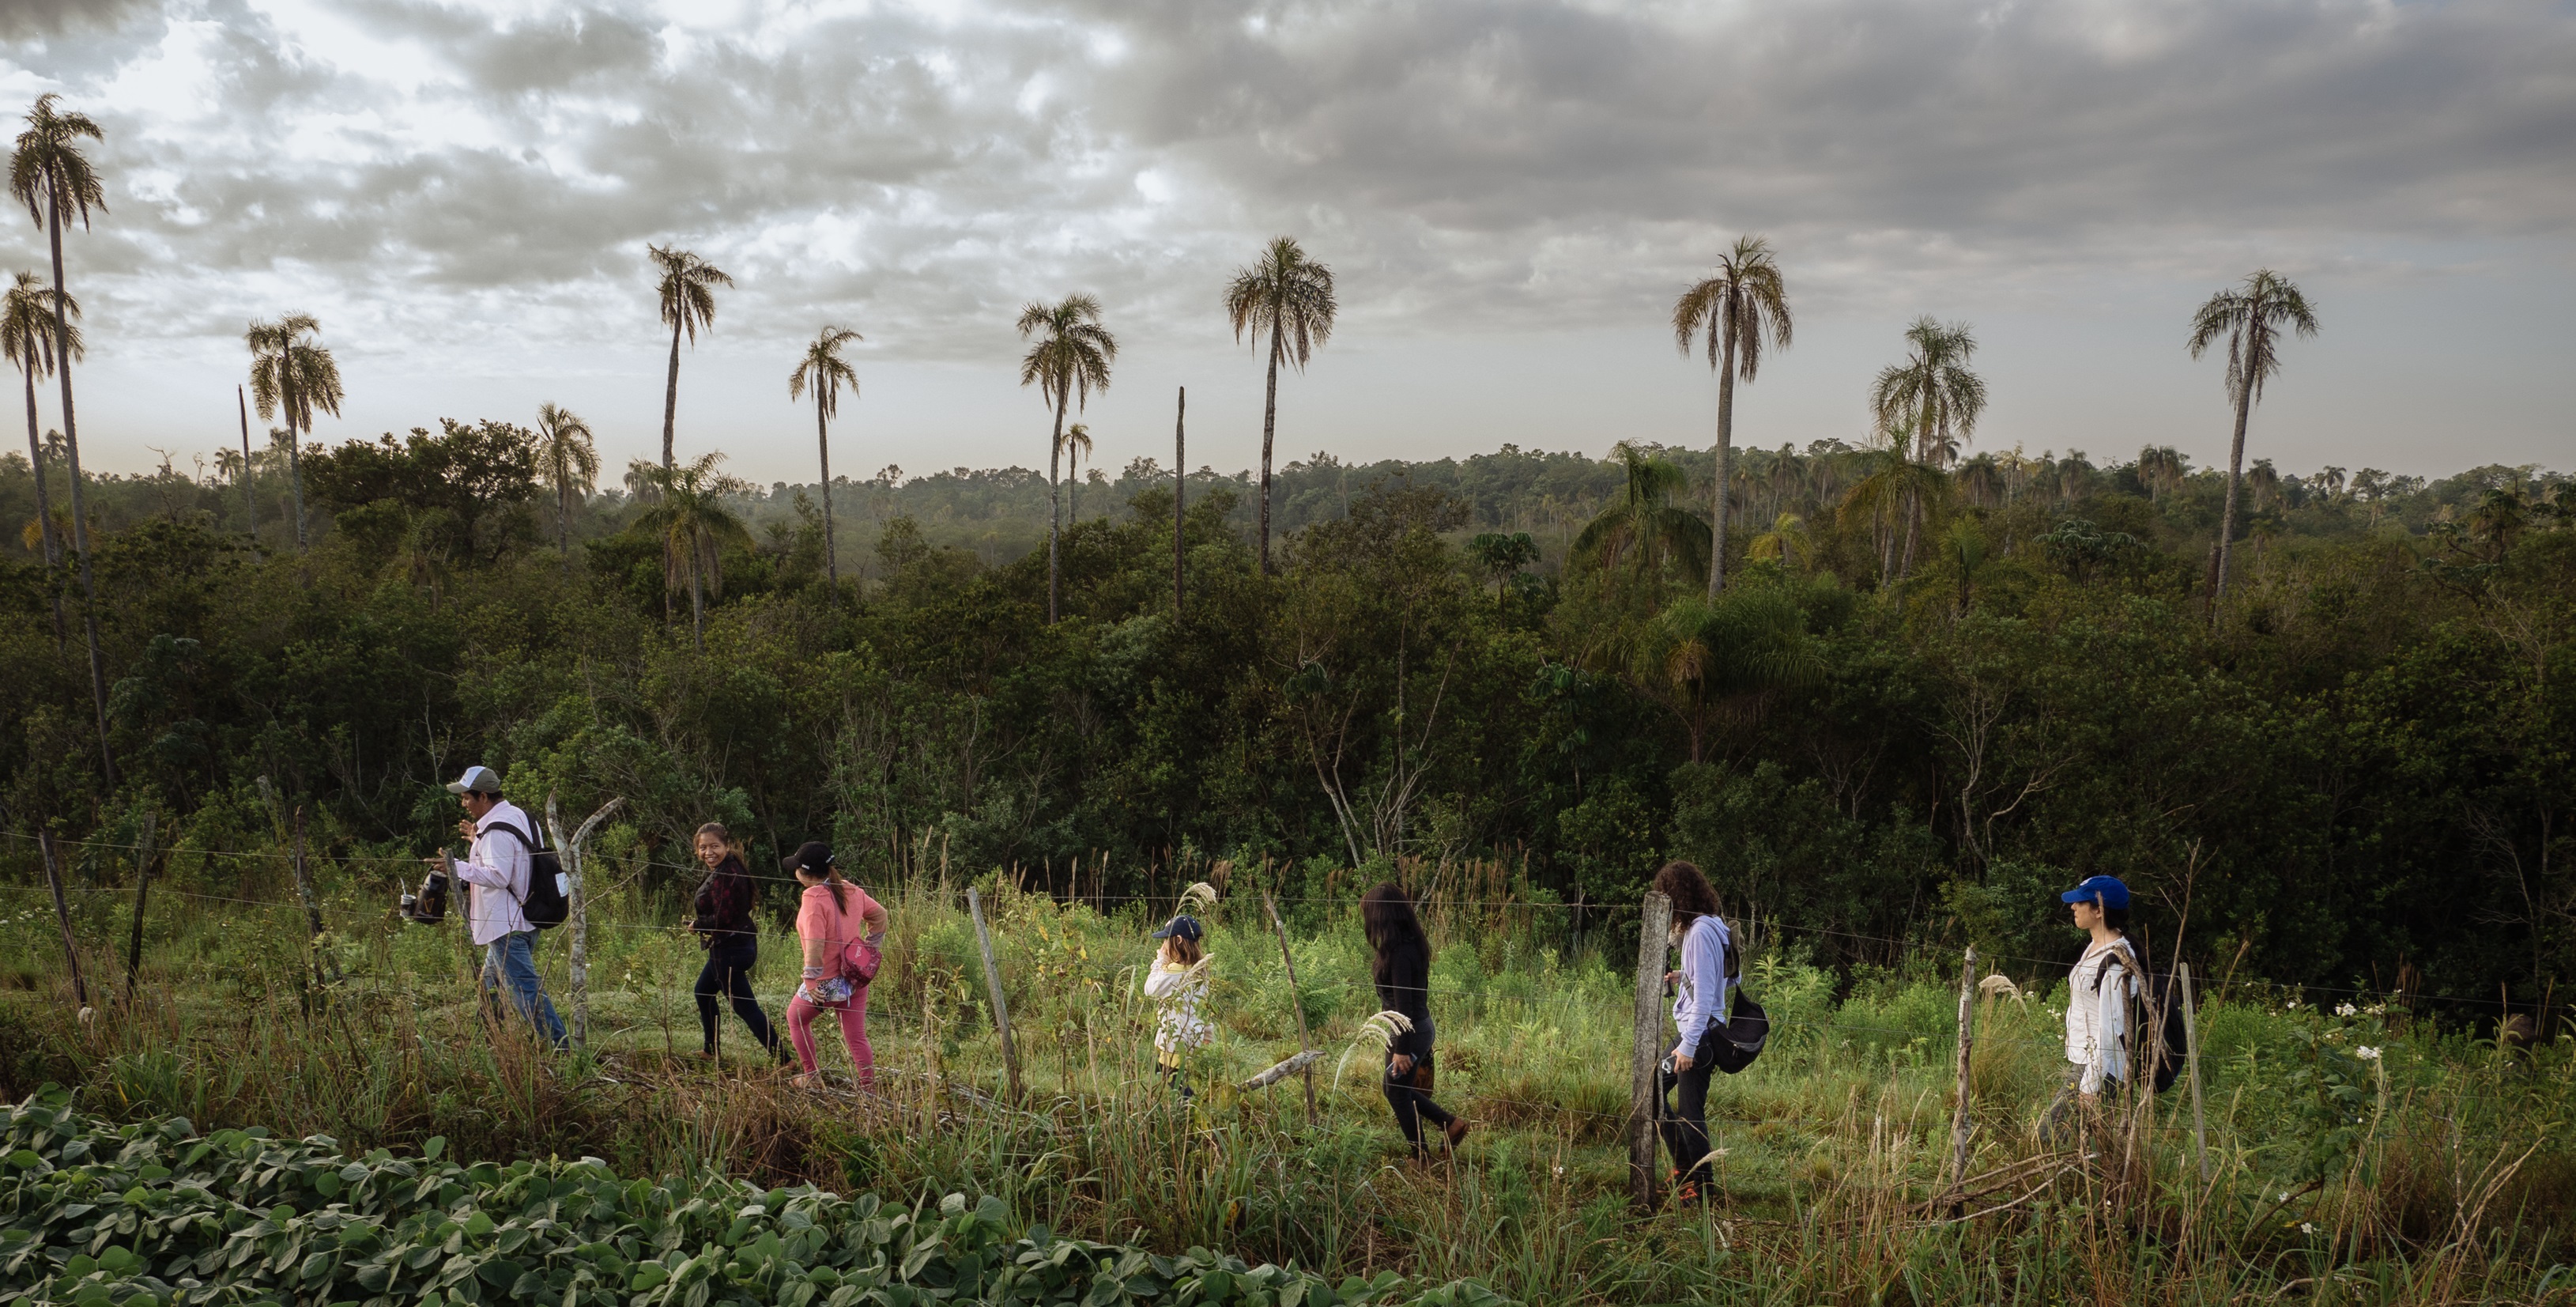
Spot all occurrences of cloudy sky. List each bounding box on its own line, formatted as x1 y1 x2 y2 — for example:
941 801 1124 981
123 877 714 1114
4 0 2572 487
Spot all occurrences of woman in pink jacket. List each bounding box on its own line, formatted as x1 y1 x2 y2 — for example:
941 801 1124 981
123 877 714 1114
782 841 888 1089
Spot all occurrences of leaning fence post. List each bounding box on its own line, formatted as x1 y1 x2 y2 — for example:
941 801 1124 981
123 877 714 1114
550 795 624 1052
37 829 87 1010
287 805 338 990
1265 891 1319 1125
1630 890 1673 1212
2180 961 2211 1180
124 810 158 1004
967 886 1022 1105
1944 946 1978 1199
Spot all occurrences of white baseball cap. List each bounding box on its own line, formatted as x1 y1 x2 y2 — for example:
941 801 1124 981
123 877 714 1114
444 765 504 796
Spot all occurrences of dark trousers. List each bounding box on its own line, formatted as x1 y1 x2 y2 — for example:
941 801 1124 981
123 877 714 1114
695 938 783 1060
1382 1049 1458 1153
1658 1055 1717 1189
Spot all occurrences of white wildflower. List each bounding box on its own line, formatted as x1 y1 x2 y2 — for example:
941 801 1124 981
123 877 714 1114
2300 1222 2318 1235
2335 1003 2358 1018
2356 1046 2381 1061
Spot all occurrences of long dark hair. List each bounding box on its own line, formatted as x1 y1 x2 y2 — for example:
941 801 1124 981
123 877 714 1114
784 841 850 913
1360 882 1429 983
1654 860 1723 933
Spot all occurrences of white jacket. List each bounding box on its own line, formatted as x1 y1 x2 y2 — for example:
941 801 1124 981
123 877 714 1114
1144 958 1213 1053
2065 936 2138 1095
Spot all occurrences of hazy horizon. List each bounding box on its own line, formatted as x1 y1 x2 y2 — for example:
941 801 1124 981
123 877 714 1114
4 0 2571 486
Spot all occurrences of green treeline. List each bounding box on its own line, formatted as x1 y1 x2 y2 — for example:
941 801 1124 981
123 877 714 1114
0 429 2568 1008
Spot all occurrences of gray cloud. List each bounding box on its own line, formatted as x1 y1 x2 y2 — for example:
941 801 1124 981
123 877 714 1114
5 0 2574 365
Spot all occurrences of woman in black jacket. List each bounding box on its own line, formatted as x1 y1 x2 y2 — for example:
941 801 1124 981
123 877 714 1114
689 822 786 1063
1363 882 1468 1160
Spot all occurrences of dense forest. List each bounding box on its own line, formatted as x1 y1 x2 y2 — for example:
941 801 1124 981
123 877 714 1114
2 424 2567 1010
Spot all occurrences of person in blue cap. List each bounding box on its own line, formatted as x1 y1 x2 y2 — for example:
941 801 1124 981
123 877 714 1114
1143 913 1213 1097
2047 874 2141 1142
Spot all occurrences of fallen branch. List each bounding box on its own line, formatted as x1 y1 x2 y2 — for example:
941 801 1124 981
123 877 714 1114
1241 1049 1324 1091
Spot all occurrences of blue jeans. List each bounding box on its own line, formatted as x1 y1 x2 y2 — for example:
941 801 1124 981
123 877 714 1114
481 931 568 1051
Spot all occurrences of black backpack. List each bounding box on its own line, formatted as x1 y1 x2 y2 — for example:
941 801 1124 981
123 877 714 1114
1706 918 1769 1075
482 822 570 931
2091 946 2190 1094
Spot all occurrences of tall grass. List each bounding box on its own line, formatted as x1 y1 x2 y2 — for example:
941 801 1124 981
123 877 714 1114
0 864 2570 1304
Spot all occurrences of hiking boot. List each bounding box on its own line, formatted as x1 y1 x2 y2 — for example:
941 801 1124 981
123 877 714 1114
1444 1118 1470 1150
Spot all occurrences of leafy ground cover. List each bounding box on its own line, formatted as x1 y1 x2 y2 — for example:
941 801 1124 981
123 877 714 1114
0 1090 1514 1307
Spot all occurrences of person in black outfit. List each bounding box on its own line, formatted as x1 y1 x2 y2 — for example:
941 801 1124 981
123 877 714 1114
1363 882 1469 1161
688 822 785 1063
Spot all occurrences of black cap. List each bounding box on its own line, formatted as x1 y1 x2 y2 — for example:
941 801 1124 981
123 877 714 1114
784 841 835 876
1152 914 1202 942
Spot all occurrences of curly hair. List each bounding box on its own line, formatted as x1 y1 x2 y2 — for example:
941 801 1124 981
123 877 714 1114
1653 860 1725 931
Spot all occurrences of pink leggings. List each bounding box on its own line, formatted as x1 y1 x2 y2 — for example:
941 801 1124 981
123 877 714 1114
786 990 873 1085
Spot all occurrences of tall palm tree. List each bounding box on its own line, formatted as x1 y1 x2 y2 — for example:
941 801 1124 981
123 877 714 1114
534 403 598 569
11 93 112 783
1060 422 1093 523
1574 440 1710 588
1017 294 1116 623
627 452 754 652
1224 236 1337 576
2 270 72 646
650 244 732 470
1631 589 1822 763
2189 270 2318 601
244 314 344 551
1869 318 1986 577
1673 236 1793 596
788 324 861 590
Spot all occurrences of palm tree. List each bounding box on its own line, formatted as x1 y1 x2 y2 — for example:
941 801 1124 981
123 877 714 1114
1017 294 1116 623
1225 236 1337 576
1746 512 1811 570
1631 589 1822 762
2189 270 2319 601
244 314 344 550
1060 422 1092 524
1839 447 1951 584
788 324 861 589
1869 318 1986 576
2 270 72 646
627 452 754 652
650 244 732 470
12 93 112 783
1673 236 1793 595
1574 440 1710 588
534 403 598 569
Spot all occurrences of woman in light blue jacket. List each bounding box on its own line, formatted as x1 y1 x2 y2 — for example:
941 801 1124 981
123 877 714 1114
1655 860 1731 1205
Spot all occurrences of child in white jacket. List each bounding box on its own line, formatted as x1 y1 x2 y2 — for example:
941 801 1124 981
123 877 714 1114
1144 914 1213 1097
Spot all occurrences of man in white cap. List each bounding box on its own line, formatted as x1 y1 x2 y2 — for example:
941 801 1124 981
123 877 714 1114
439 765 567 1051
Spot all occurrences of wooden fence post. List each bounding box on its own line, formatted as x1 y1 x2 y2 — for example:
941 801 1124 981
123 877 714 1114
37 829 87 1010
1945 946 1978 1198
1630 890 1673 1212
549 795 624 1052
2180 961 2211 1181
967 887 1022 1104
124 810 157 1003
1265 891 1318 1124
